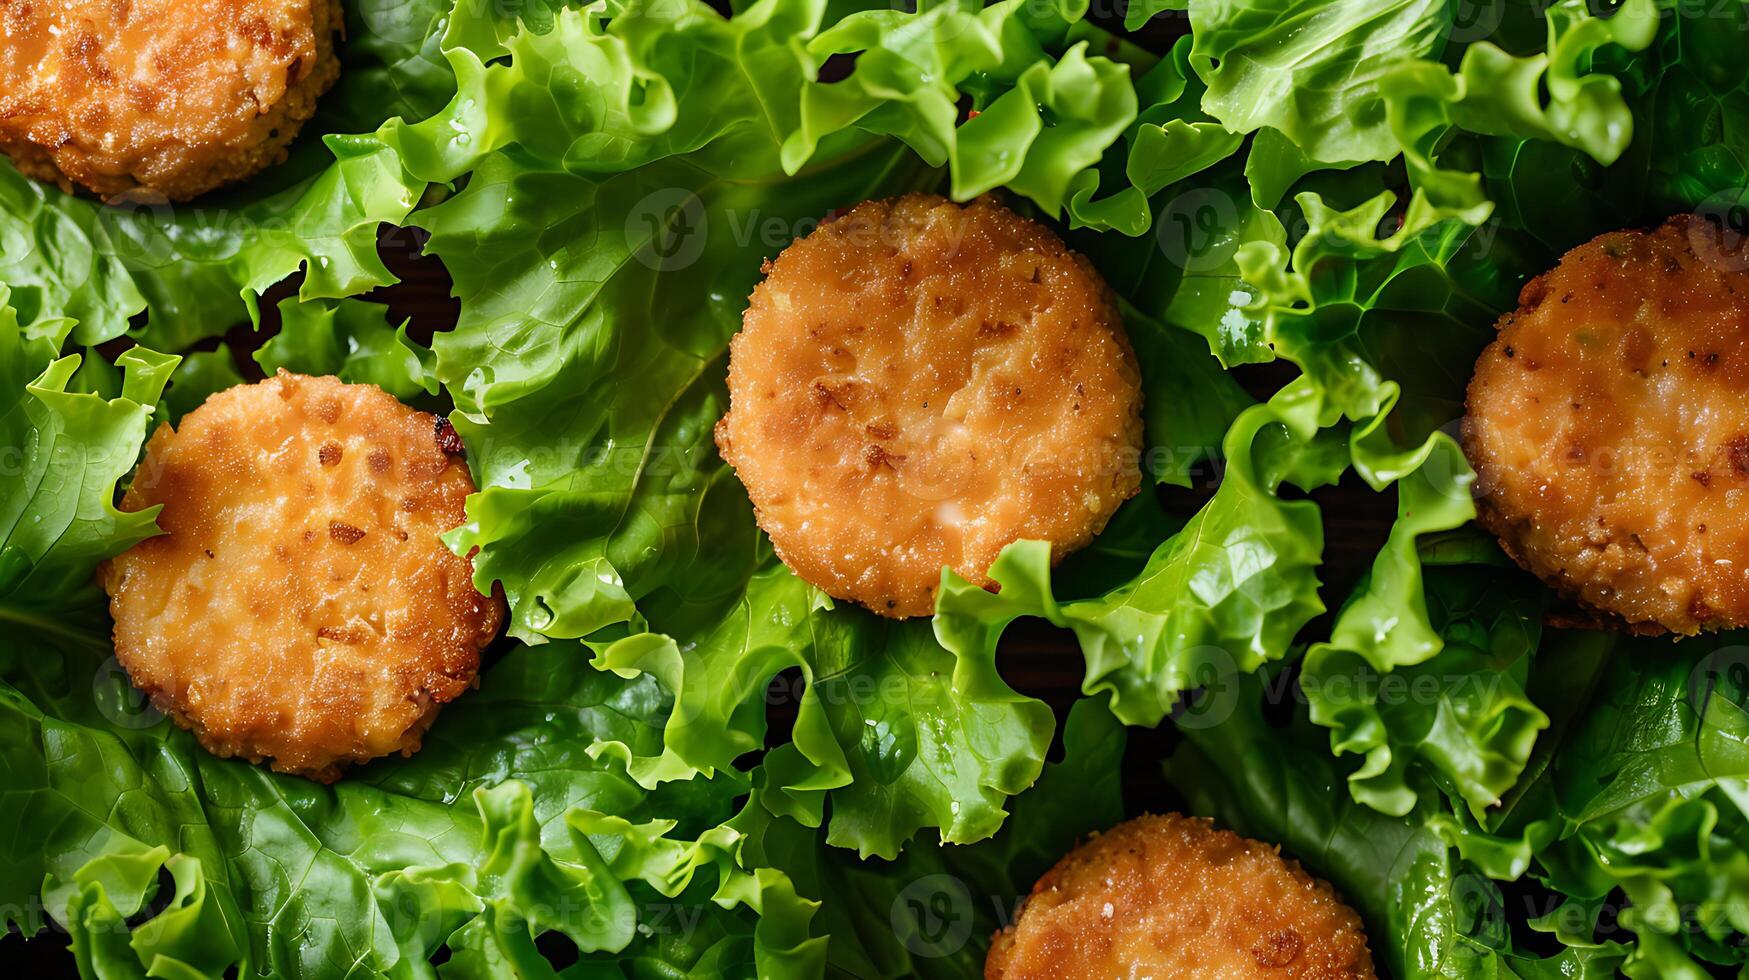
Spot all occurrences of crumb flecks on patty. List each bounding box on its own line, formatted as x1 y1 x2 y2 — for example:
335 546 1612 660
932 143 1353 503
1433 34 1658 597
1463 216 1749 635
715 193 1144 618
985 814 1376 980
0 0 342 201
101 372 504 782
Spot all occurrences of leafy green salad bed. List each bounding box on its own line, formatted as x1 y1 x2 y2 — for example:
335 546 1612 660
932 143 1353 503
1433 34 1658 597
7 0 1749 976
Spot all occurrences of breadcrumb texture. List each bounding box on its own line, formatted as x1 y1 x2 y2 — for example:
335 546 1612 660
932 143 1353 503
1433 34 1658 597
716 193 1143 618
985 814 1375 980
0 0 342 201
101 372 504 782
1463 216 1749 634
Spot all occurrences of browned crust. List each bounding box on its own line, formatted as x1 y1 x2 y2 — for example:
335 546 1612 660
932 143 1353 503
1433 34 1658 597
1468 483 1668 636
1461 215 1749 635
101 372 505 781
986 814 1375 979
0 0 343 201
716 192 1144 618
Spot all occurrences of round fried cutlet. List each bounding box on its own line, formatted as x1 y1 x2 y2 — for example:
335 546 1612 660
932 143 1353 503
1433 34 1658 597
715 194 1143 618
100 372 504 781
1463 216 1749 634
0 0 342 201
986 814 1375 980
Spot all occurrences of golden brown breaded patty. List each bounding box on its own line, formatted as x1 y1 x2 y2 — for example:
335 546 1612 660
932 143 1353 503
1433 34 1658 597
986 814 1375 980
101 372 503 781
1463 216 1749 634
0 0 342 201
715 194 1143 618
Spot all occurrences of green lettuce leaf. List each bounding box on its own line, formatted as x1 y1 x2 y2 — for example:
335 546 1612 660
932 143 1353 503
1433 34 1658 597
1297 436 1550 818
1167 666 1634 979
0 285 175 617
1064 36 1245 235
1231 189 1510 425
1470 634 1749 976
255 296 438 400
1175 575 1749 974
1124 299 1254 487
1637 0 1749 216
1185 0 1450 169
4 622 824 978
1482 0 1749 251
1384 0 1659 216
590 565 1053 859
330 0 461 131
1158 0 1654 436
160 348 246 422
935 384 1327 727
781 1 1255 237
1071 156 1285 367
746 695 1128 978
781 0 1138 213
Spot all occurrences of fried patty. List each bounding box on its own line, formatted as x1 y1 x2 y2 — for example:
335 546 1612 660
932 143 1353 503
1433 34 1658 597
715 193 1143 618
0 0 342 201
986 814 1375 979
101 372 503 781
1463 216 1749 634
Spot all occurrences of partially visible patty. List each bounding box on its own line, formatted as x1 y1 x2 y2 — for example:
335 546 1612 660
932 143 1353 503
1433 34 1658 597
101 372 504 781
0 0 342 201
715 193 1144 618
986 814 1375 979
1463 216 1749 634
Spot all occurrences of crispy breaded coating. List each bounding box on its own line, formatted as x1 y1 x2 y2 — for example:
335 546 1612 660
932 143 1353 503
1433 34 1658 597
0 0 342 201
716 194 1144 618
101 372 504 781
986 814 1375 980
1463 216 1749 634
